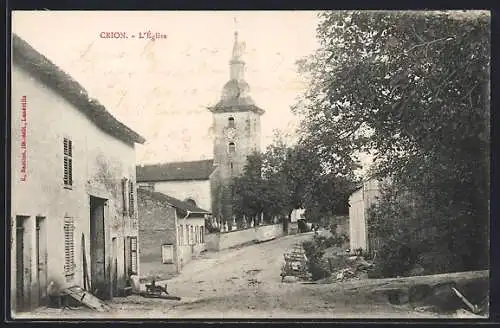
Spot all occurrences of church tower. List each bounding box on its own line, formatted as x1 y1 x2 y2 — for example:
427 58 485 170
208 30 265 222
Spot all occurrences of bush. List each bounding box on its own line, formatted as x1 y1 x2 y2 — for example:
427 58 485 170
369 239 419 278
303 238 332 280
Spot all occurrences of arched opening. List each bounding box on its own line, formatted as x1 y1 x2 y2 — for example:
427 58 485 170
228 142 236 154
185 198 197 207
228 117 235 128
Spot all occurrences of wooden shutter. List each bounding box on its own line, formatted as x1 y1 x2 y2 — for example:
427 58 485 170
161 244 174 264
64 218 75 280
122 178 129 216
63 138 73 187
128 181 135 217
129 237 138 275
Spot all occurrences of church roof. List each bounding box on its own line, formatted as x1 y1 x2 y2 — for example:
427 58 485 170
138 189 210 216
12 34 145 145
209 103 265 115
208 79 265 115
136 159 216 182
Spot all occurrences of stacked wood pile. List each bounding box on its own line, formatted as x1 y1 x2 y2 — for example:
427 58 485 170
281 243 310 281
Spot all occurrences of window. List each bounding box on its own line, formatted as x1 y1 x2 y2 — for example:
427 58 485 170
138 183 154 192
185 225 189 245
190 226 194 245
200 226 205 243
162 244 174 264
122 178 129 215
228 142 235 154
128 237 138 275
64 218 75 281
195 226 199 244
179 225 183 245
128 181 135 217
185 198 197 207
63 138 73 188
228 117 235 128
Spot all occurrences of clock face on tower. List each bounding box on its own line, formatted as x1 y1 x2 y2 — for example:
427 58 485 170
225 128 236 140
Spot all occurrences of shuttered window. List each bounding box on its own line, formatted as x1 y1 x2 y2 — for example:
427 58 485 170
64 218 75 280
128 181 135 217
122 178 129 216
63 138 73 188
129 237 138 275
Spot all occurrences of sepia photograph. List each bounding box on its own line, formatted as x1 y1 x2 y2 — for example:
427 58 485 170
10 10 490 319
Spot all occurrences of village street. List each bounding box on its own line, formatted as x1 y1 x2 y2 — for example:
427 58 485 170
22 231 454 319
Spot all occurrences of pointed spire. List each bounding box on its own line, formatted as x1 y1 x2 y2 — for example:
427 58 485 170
230 19 245 80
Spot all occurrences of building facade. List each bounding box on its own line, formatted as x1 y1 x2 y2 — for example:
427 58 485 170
137 189 209 279
136 159 216 212
348 178 381 252
11 35 145 313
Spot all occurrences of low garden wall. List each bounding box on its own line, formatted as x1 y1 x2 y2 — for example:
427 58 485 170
205 223 284 252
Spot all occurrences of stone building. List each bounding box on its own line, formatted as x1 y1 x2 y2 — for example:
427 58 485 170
137 189 209 279
136 159 216 214
11 34 145 313
137 30 265 222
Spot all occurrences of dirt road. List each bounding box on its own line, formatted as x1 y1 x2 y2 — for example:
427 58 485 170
23 232 453 319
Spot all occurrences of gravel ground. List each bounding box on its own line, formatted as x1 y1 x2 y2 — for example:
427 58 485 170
17 232 462 320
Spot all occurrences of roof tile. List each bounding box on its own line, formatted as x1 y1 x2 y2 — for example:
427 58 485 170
137 159 216 182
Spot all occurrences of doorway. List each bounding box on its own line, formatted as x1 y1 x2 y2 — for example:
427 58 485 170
36 217 47 305
15 216 30 312
111 237 118 297
90 196 107 299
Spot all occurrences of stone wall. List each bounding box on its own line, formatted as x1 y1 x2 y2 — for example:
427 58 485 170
137 189 178 277
205 223 284 251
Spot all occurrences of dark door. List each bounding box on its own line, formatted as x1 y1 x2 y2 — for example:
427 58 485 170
36 217 47 305
16 219 25 311
90 196 107 299
16 216 30 312
111 237 118 297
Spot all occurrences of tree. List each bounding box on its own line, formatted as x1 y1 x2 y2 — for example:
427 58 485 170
232 152 266 219
232 132 358 223
296 11 490 274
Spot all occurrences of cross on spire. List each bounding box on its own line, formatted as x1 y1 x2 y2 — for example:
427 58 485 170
233 17 239 42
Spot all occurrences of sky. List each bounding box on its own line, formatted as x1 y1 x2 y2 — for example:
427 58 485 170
12 11 321 165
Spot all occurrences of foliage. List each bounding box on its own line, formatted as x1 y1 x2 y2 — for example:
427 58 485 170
232 131 357 222
302 238 331 280
232 153 267 219
205 218 220 233
296 11 490 276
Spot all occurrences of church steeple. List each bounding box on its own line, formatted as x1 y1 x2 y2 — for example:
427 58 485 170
208 28 264 115
208 23 265 222
230 30 245 81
